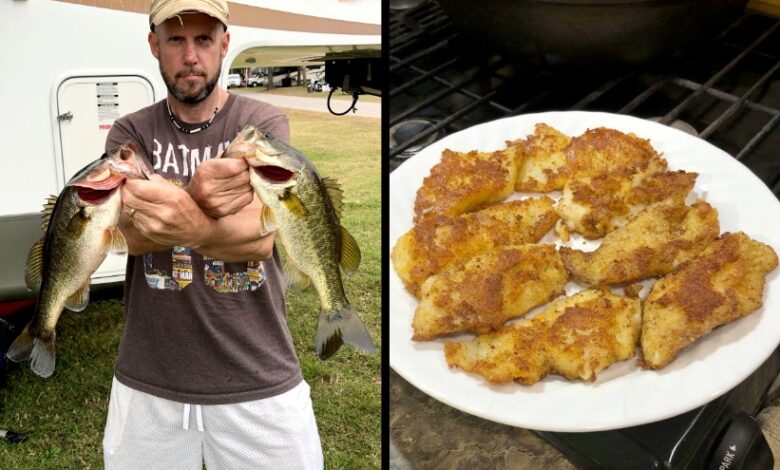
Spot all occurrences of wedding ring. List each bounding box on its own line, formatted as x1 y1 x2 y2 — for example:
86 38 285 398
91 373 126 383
127 208 136 220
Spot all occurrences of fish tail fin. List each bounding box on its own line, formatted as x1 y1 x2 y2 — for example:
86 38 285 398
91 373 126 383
6 324 55 378
30 334 56 378
316 305 376 360
6 324 35 362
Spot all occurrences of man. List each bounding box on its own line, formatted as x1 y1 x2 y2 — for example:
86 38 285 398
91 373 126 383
101 0 323 468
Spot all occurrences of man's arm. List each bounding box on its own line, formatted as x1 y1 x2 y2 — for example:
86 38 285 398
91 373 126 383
120 173 275 262
108 104 288 262
118 210 172 255
186 154 255 218
196 197 275 262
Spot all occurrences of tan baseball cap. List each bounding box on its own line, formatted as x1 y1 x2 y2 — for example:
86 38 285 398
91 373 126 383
149 0 229 28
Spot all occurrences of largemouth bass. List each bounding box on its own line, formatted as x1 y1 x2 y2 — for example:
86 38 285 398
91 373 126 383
224 126 376 359
7 143 149 377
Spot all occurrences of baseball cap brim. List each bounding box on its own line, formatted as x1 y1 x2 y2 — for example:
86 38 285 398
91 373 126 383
150 0 229 28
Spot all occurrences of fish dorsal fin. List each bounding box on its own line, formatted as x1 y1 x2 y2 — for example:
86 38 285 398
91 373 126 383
25 238 45 290
260 205 279 236
283 257 311 290
41 194 58 231
65 283 90 312
107 228 127 254
322 176 344 219
339 226 361 276
279 189 308 217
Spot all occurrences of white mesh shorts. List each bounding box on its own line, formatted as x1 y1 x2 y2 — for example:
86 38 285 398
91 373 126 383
103 377 323 469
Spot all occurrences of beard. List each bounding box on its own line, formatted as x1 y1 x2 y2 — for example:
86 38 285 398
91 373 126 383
161 64 221 104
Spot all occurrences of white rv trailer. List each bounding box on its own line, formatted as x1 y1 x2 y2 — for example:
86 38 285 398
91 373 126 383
0 0 381 301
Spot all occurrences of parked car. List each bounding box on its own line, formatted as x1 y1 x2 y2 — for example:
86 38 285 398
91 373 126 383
247 73 265 87
307 79 326 92
226 73 242 88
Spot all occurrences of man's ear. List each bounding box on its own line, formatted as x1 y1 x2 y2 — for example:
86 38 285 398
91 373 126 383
149 31 160 60
220 30 230 60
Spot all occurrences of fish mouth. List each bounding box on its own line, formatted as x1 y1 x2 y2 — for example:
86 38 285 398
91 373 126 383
255 138 283 157
74 186 119 205
69 171 126 190
222 140 257 160
254 165 296 183
66 142 149 192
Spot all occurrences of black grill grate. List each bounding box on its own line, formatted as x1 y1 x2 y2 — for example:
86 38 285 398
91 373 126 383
389 1 780 198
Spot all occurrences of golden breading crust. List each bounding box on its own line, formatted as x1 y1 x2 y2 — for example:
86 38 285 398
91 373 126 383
392 198 559 298
556 170 698 239
641 232 779 370
444 289 641 385
414 144 520 223
559 199 720 286
412 244 568 340
556 127 683 239
514 123 570 192
565 127 667 179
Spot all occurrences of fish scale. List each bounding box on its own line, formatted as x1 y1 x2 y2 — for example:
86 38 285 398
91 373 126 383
224 125 376 359
278 172 346 310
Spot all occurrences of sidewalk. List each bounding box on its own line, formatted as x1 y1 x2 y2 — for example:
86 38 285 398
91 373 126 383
240 92 381 119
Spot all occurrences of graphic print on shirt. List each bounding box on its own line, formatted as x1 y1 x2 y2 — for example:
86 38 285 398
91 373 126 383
150 137 231 177
203 257 266 293
144 252 181 291
144 249 266 293
172 246 193 289
140 144 267 293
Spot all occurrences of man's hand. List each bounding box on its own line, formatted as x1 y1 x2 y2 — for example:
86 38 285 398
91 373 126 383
187 158 254 218
121 174 214 248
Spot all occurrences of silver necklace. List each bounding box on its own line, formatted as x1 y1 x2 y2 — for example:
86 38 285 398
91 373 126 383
166 94 222 134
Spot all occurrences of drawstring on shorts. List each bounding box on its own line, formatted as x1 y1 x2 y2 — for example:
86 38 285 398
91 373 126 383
182 404 204 432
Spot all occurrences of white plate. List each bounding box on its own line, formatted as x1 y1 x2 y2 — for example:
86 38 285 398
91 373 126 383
389 111 780 432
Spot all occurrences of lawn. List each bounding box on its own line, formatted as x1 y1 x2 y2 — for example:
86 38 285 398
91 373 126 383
0 109 381 469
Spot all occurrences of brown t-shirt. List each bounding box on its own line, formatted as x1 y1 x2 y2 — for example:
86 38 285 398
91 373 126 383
105 94 302 404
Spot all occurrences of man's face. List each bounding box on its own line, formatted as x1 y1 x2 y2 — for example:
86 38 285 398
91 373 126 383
149 13 229 104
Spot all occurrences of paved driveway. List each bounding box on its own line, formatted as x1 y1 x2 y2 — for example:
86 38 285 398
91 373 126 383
240 92 381 119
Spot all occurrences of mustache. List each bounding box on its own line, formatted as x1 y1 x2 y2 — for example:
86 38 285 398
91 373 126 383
176 69 207 78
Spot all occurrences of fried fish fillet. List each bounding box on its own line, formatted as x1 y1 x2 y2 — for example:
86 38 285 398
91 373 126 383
392 198 558 297
414 144 520 223
556 170 698 239
559 199 720 286
514 123 570 192
444 289 641 384
556 127 685 239
412 244 568 340
641 232 778 369
565 127 667 180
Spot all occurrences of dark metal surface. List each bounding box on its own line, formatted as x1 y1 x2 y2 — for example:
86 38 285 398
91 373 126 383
389 2 780 197
436 0 747 68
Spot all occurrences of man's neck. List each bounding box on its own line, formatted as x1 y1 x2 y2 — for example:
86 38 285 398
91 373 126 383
168 88 225 124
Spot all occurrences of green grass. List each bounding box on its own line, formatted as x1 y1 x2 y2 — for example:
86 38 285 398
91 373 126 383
0 109 381 469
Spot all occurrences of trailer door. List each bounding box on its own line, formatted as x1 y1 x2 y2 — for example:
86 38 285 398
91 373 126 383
56 75 155 283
